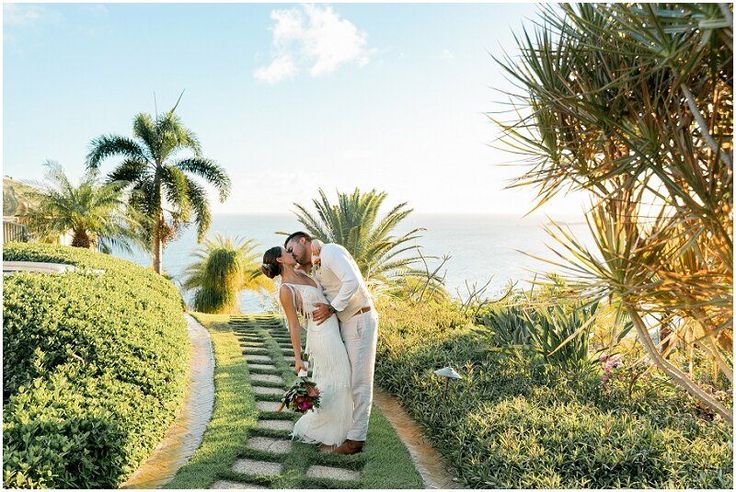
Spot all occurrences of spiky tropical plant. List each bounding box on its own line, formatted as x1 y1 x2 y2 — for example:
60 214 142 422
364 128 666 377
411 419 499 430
85 93 231 273
293 188 446 294
182 234 273 314
21 161 148 253
494 3 732 423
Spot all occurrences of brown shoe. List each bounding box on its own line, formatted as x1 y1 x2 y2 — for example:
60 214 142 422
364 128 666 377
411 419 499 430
318 443 336 453
333 439 365 455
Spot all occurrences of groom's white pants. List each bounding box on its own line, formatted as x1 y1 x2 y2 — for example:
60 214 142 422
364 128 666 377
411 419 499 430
339 310 379 442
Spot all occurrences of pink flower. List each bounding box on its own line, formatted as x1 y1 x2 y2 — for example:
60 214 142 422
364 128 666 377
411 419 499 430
604 354 623 370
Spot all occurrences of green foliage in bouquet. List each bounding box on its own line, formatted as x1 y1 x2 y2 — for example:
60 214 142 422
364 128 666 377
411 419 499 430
2 242 190 488
279 377 321 413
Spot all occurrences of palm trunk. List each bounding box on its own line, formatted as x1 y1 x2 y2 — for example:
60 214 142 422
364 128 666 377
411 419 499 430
71 228 92 249
151 170 163 274
152 212 163 274
626 306 733 425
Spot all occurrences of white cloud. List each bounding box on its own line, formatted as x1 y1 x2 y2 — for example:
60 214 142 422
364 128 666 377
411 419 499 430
3 3 61 27
4 4 46 26
254 5 371 84
254 53 298 84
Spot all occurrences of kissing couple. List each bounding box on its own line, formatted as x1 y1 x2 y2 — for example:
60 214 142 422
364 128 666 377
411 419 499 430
261 231 378 454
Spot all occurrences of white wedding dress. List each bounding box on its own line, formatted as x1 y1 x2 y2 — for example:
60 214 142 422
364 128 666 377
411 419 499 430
282 282 353 446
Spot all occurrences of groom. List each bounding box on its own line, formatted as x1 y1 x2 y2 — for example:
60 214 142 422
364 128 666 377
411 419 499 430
284 231 378 455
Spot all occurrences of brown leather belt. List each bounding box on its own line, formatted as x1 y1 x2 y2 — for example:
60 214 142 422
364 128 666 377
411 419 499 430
351 306 371 318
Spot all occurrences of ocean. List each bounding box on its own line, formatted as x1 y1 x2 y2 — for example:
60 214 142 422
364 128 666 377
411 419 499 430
112 213 593 313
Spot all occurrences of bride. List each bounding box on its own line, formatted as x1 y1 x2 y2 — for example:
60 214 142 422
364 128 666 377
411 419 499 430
261 246 353 447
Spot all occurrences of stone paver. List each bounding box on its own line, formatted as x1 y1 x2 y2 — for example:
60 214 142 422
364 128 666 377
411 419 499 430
257 419 295 432
245 354 273 363
211 479 267 489
306 465 360 481
246 436 293 454
251 374 283 385
253 386 283 396
256 400 283 412
248 363 276 370
232 458 283 476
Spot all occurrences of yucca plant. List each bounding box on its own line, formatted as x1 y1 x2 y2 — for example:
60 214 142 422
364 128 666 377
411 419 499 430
182 234 272 314
526 301 599 372
483 305 532 347
21 161 148 254
293 188 446 293
86 93 231 273
494 3 732 422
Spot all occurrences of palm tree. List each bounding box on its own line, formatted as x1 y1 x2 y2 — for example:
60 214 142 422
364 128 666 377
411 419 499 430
182 234 273 314
293 188 446 294
21 161 148 253
85 93 231 273
495 4 732 423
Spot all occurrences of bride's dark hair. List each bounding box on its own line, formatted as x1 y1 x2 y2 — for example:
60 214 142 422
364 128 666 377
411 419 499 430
261 246 282 279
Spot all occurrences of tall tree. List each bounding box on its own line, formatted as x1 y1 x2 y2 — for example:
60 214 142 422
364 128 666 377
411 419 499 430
495 4 732 423
86 94 231 273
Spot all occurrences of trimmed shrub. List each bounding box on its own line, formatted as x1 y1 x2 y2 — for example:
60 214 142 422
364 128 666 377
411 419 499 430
3 242 190 488
375 297 733 488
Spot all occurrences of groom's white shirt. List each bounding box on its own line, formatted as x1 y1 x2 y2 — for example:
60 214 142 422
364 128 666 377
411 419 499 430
314 243 373 322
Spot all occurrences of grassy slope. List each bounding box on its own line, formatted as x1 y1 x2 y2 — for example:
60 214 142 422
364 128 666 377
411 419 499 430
166 312 423 489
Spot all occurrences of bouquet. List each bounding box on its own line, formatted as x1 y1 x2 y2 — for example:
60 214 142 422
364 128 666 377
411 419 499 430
278 376 321 413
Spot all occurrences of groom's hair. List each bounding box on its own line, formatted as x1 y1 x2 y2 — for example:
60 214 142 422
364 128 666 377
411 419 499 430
284 231 313 247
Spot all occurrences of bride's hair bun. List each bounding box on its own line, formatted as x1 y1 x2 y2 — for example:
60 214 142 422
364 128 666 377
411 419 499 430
261 246 283 279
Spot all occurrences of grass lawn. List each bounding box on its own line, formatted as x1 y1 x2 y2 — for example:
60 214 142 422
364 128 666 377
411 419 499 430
165 312 423 489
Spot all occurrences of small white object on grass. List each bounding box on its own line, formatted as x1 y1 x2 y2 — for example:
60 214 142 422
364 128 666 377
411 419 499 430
434 367 462 379
435 366 462 397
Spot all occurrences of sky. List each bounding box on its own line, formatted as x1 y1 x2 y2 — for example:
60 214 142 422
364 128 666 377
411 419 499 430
4 2 588 217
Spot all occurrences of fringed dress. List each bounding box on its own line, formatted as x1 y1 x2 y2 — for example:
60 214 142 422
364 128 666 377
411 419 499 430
283 282 353 446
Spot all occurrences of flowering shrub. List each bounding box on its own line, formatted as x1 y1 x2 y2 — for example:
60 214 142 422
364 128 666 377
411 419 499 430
599 352 623 386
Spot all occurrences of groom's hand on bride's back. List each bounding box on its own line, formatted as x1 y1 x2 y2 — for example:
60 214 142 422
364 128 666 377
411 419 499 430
312 303 333 325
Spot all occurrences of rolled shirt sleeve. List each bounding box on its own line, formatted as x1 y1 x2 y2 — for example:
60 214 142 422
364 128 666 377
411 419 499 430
320 244 361 313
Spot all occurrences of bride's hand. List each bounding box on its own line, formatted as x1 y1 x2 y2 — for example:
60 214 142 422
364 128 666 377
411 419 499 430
294 359 307 375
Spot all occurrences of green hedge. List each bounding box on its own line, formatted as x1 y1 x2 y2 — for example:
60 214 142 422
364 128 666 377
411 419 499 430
3 242 190 488
375 297 733 488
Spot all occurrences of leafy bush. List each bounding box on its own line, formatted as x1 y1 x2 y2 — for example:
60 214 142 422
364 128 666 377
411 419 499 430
3 242 190 488
375 297 733 488
482 301 600 372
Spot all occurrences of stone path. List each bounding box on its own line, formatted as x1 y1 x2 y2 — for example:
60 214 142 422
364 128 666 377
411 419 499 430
209 314 365 489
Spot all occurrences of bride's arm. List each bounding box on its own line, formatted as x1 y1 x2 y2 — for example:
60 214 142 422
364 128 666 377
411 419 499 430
279 285 307 375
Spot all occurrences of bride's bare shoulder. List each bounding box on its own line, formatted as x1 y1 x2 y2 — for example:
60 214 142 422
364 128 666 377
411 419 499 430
279 283 294 299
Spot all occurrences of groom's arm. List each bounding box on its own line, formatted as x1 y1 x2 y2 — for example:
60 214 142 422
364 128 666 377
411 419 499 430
320 244 361 313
